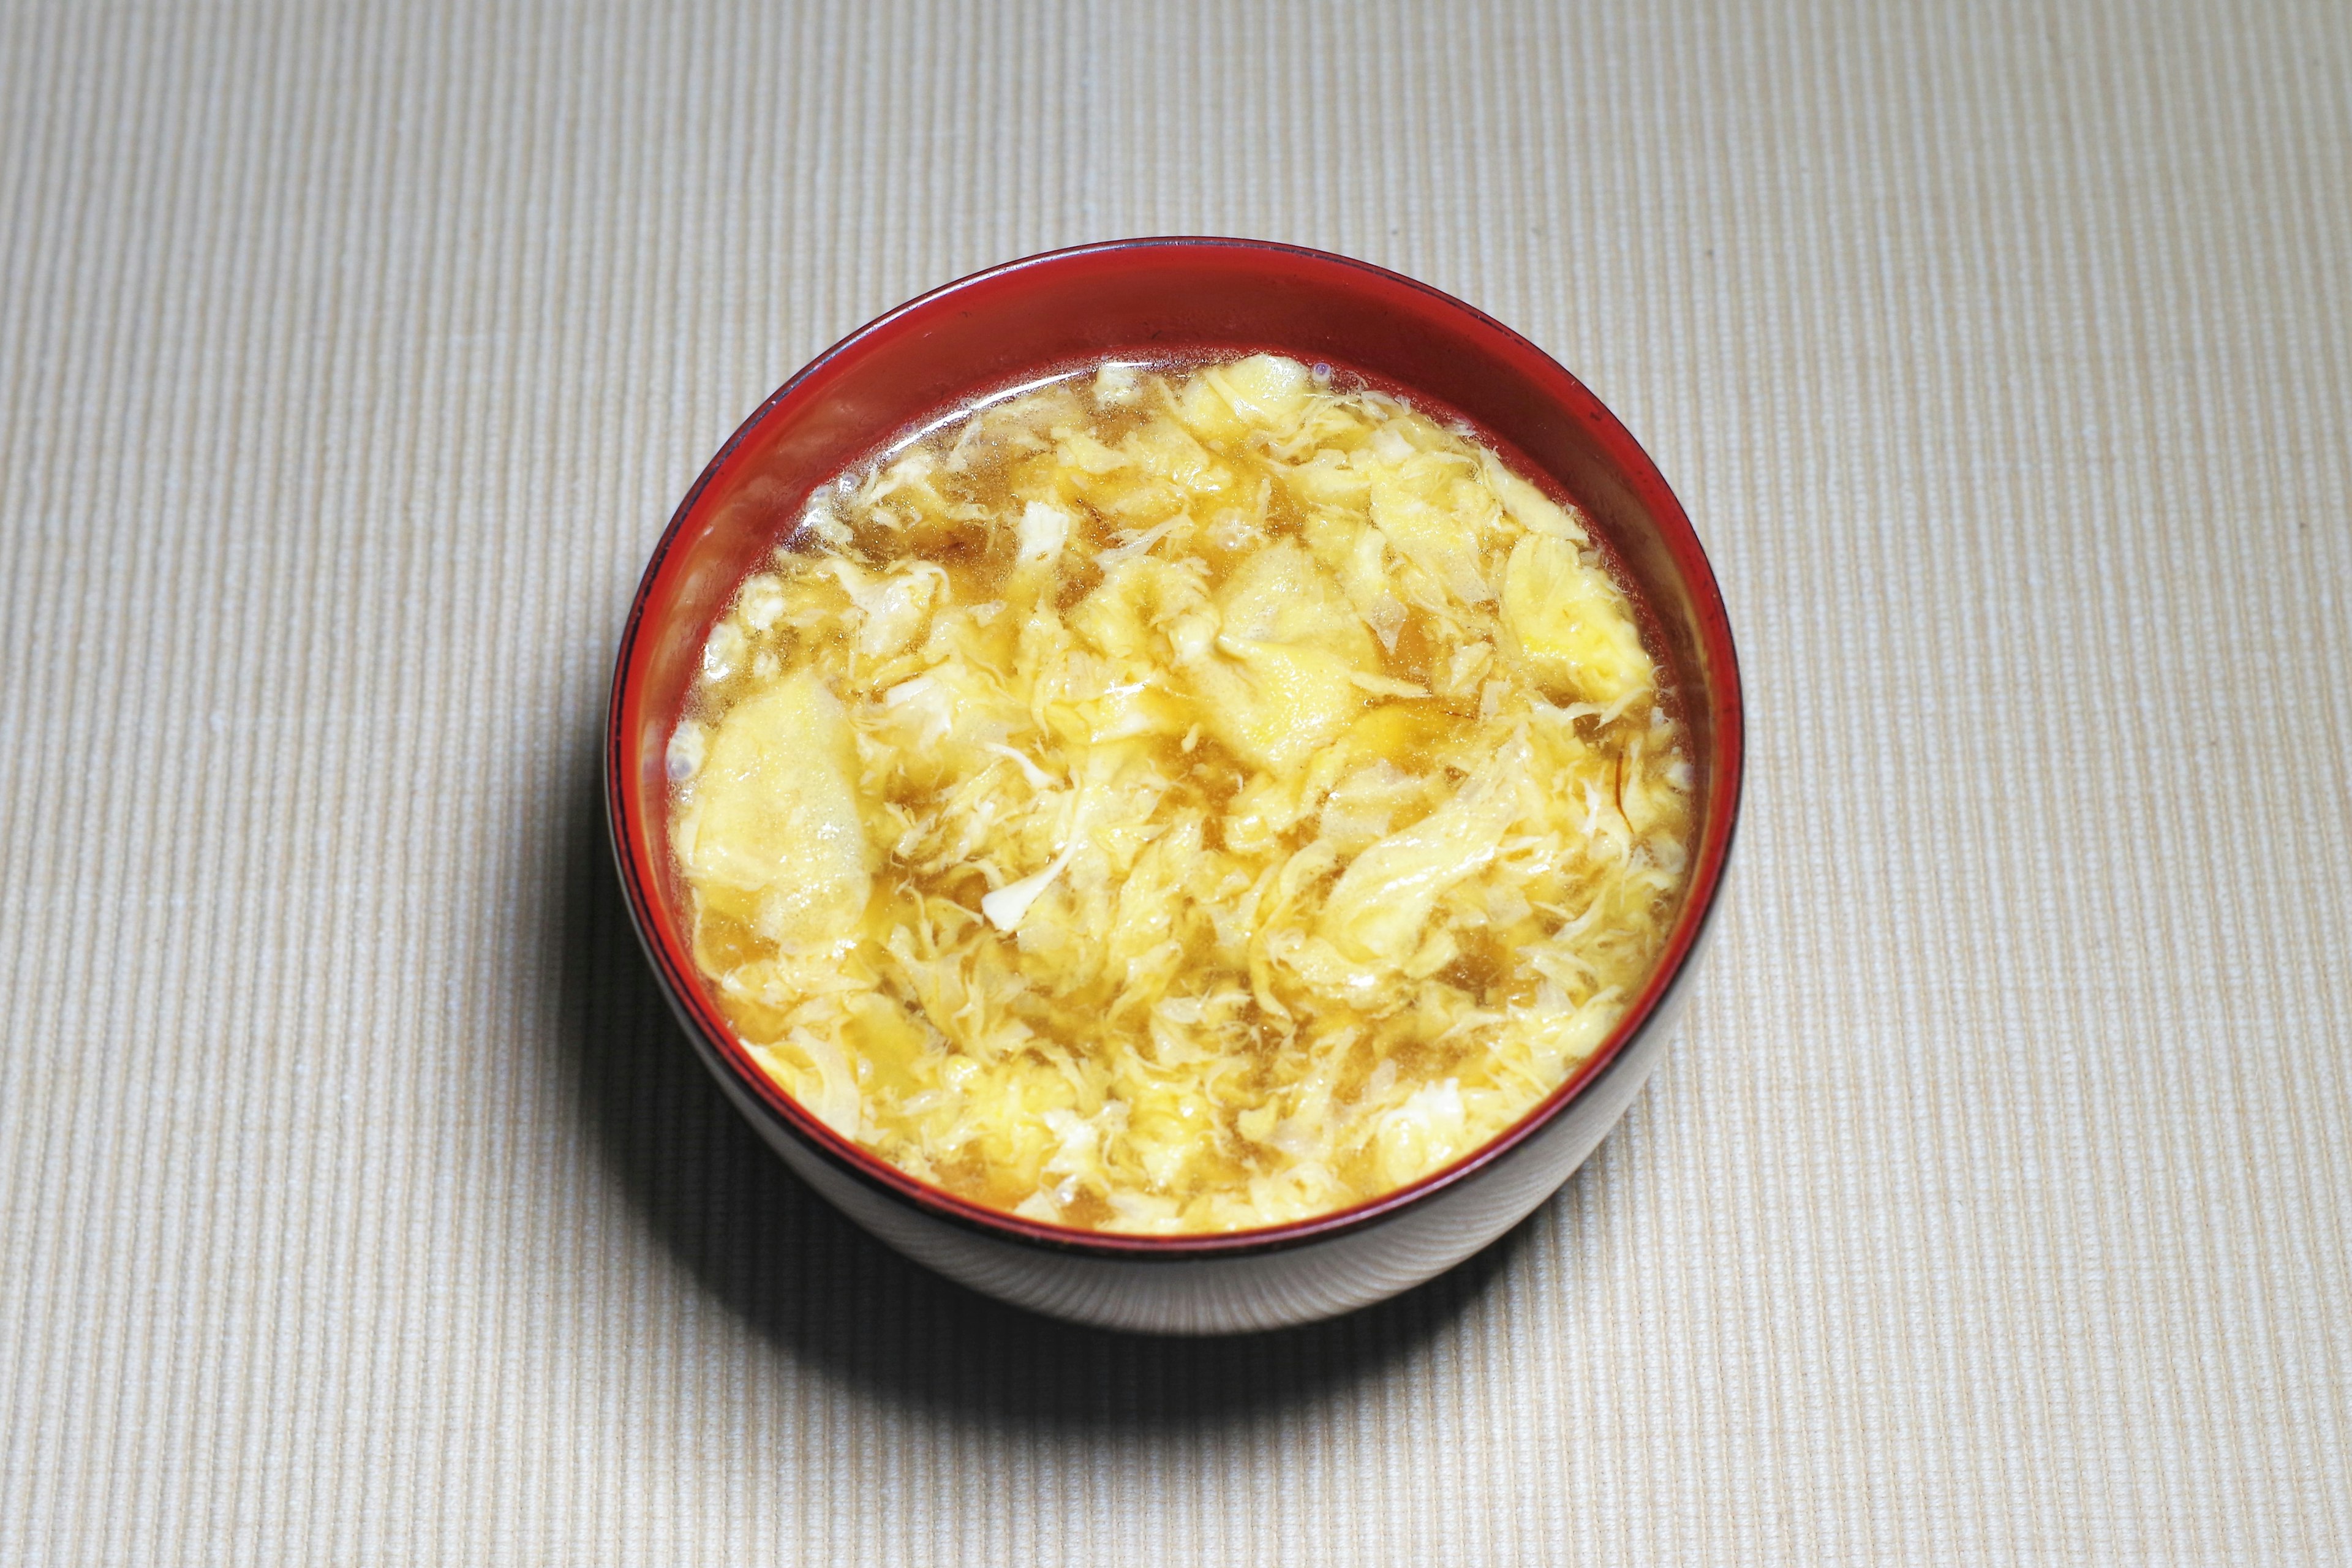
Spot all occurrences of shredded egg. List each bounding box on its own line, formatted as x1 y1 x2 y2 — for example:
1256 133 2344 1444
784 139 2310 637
670 354 1694 1234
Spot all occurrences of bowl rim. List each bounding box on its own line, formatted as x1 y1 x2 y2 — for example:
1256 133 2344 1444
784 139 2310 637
606 235 1745 1259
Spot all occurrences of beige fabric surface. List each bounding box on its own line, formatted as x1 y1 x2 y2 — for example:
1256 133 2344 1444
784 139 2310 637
4 1 2348 1562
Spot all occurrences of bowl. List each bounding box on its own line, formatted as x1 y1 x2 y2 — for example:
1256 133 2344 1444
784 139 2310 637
606 237 1743 1334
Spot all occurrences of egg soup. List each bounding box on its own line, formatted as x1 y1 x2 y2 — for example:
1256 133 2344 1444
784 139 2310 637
667 354 1693 1234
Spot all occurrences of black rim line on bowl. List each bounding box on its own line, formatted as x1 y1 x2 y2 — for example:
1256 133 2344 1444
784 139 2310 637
603 235 1746 1261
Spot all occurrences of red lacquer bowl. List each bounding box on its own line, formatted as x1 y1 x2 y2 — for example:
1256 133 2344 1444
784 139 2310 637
607 238 1744 1334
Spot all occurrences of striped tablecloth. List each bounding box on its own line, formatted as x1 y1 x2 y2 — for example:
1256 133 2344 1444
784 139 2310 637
3 2 2345 1561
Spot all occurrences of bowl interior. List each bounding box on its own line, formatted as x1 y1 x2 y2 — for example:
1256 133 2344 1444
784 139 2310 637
608 238 1743 1249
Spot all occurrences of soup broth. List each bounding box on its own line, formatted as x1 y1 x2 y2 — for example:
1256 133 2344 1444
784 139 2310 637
668 354 1694 1234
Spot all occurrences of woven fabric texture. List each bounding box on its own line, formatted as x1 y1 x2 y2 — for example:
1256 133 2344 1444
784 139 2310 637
2 1 2347 1562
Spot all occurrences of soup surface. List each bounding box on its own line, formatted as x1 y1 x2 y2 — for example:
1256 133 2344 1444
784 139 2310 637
668 354 1693 1233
